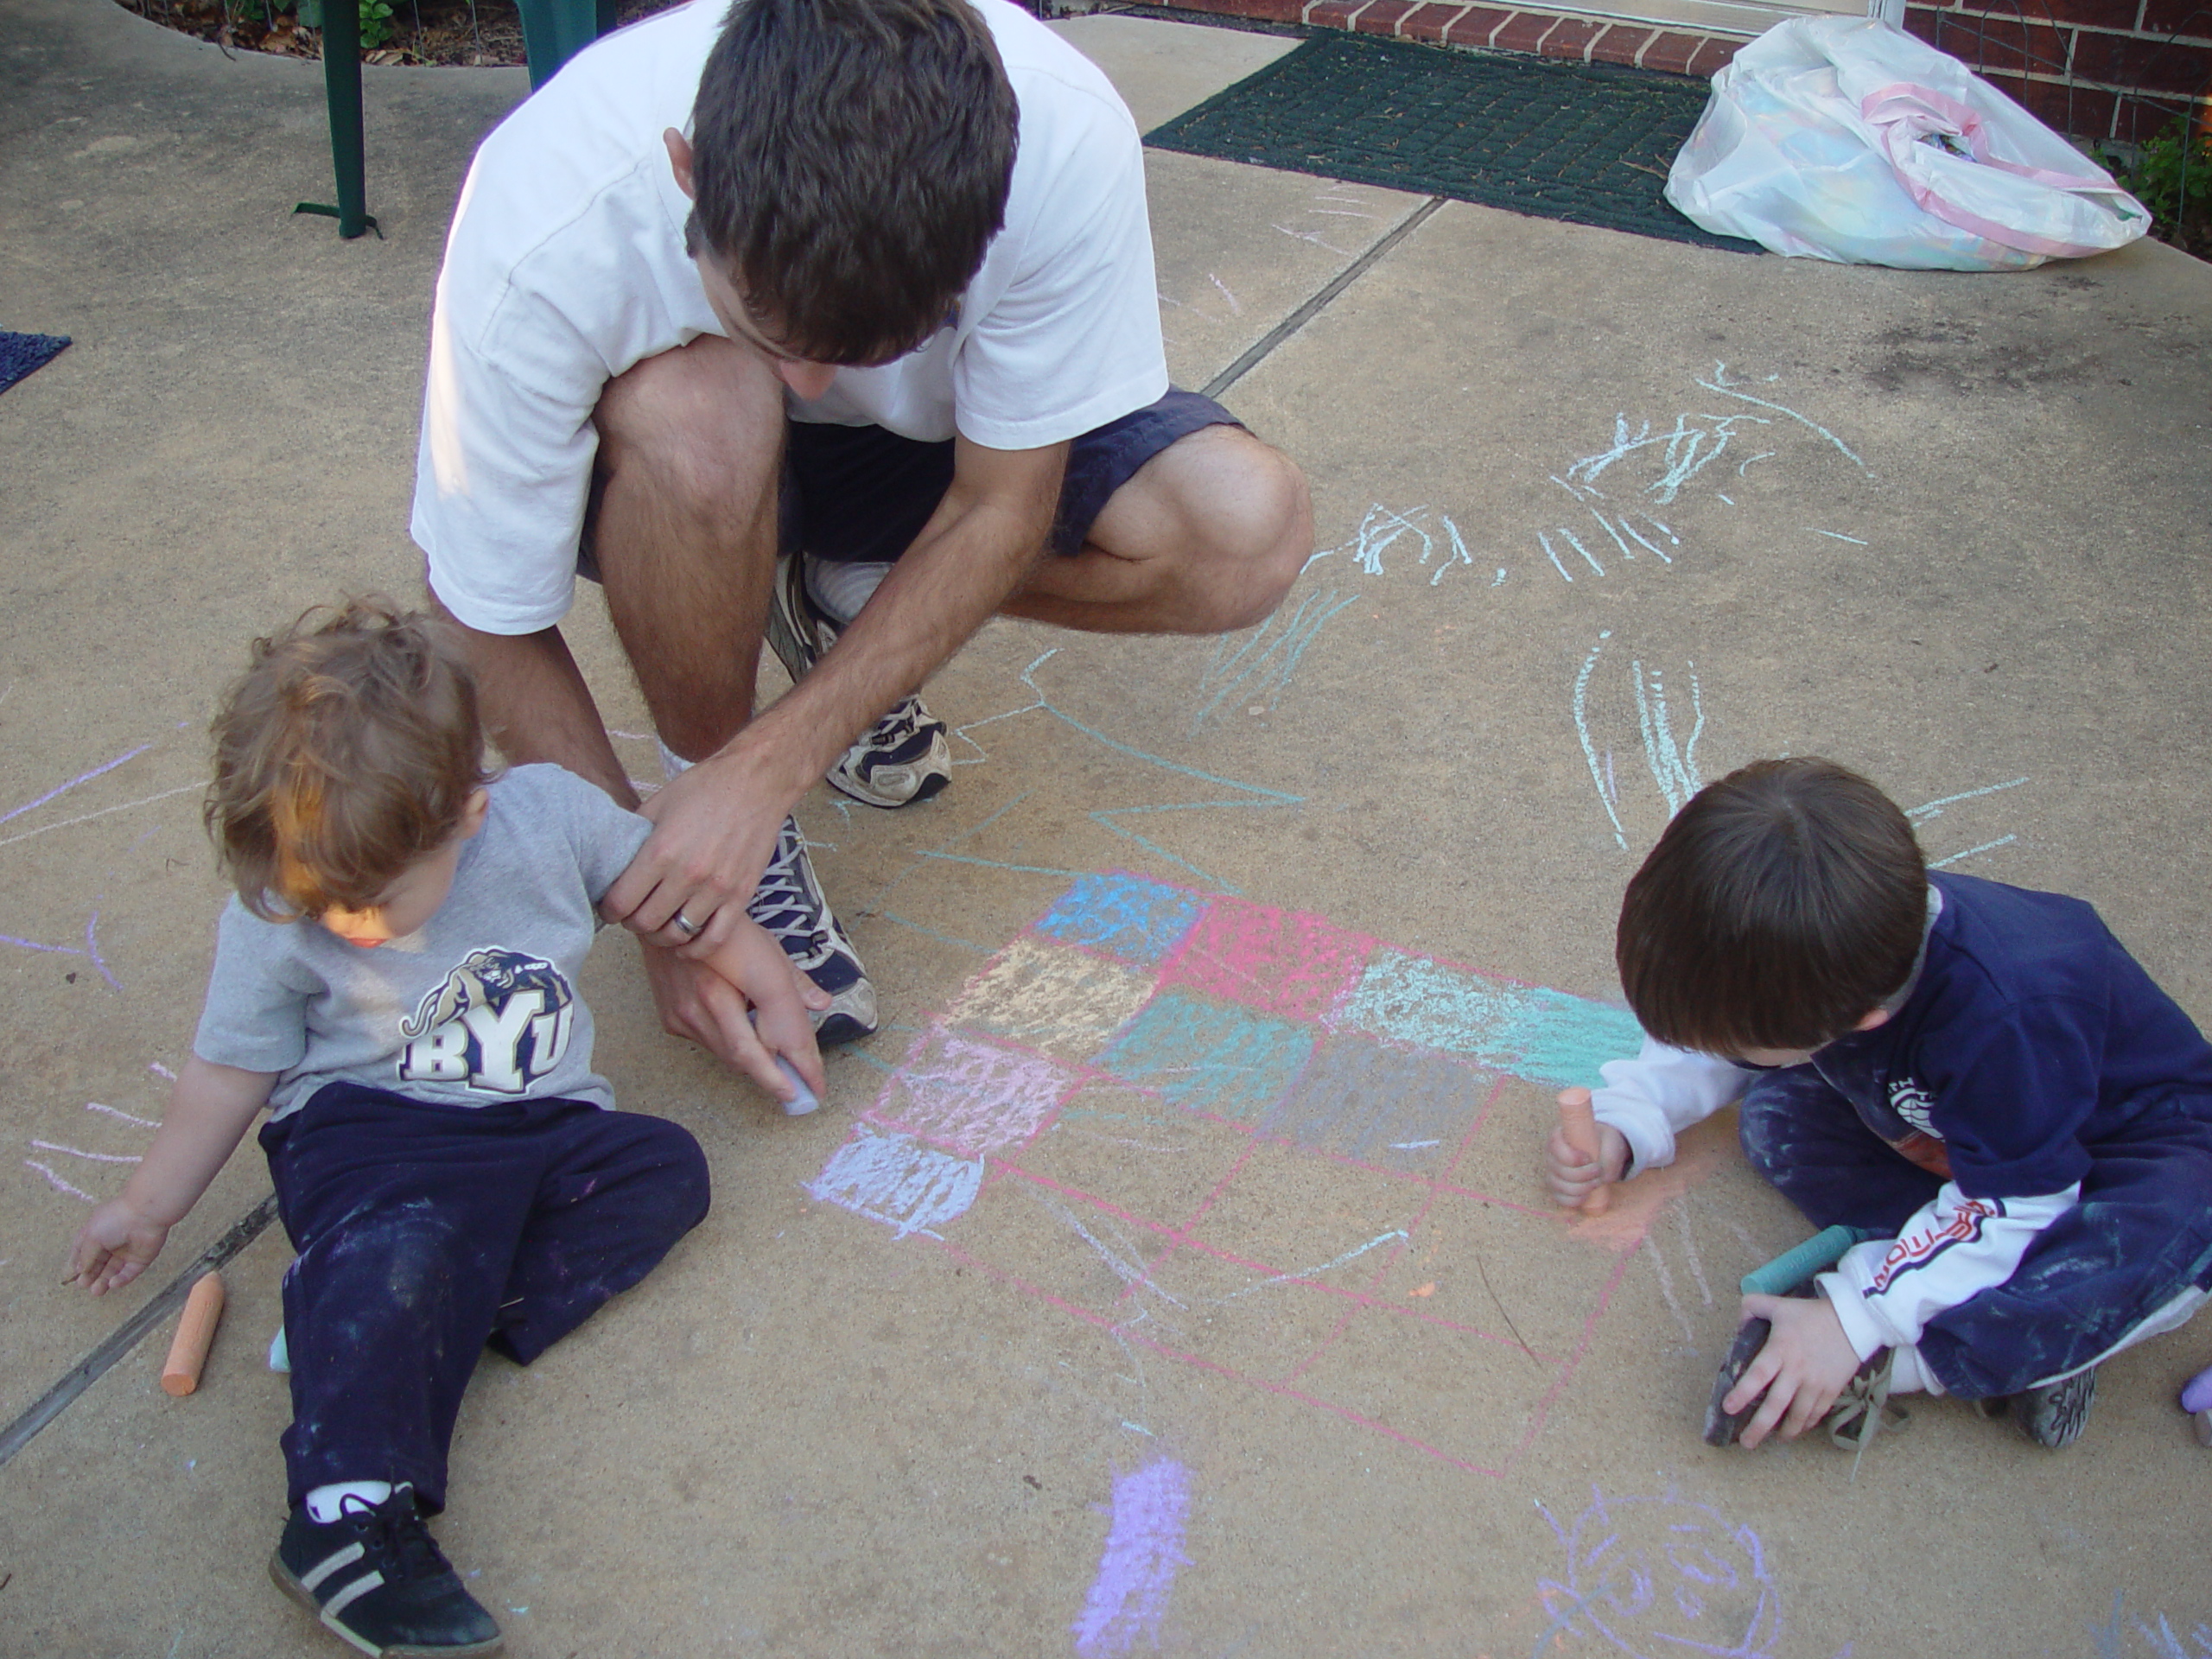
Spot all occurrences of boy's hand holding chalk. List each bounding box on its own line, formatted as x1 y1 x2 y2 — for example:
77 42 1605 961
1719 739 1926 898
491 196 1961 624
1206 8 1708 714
1547 1086 1628 1213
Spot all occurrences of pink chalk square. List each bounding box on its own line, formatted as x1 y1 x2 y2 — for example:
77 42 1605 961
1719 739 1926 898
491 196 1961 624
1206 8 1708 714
1160 898 1372 1021
866 1027 1079 1158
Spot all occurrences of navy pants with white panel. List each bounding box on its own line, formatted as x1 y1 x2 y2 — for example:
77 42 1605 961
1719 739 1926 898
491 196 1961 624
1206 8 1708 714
260 1083 709 1512
1738 1068 2212 1399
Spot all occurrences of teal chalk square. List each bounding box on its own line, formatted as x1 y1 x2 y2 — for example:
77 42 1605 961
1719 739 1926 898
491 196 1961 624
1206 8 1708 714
1033 873 1207 966
1096 988 1315 1122
1334 953 1643 1088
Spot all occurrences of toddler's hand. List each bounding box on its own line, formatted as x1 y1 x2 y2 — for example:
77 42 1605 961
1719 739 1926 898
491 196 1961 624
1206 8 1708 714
1719 1292 1866 1447
1542 1120 1628 1208
67 1198 170 1295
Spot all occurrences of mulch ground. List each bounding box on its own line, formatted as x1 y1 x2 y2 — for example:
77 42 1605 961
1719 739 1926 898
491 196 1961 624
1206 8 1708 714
111 0 677 67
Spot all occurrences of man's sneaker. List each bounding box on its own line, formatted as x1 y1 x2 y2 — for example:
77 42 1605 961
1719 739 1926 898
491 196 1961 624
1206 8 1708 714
1823 1349 1911 1452
2009 1367 2097 1449
749 813 878 1046
270 1484 500 1657
766 553 952 810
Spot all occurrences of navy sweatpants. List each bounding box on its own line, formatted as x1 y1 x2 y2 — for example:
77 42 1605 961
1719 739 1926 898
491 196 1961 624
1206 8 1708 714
259 1083 709 1512
1738 1069 2212 1398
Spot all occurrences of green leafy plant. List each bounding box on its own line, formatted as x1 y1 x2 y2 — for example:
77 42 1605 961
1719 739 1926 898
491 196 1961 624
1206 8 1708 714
2100 118 2211 256
358 0 394 45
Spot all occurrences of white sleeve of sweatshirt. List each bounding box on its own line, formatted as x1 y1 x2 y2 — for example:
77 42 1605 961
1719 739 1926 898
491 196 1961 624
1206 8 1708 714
1587 1036 1755 1175
1817 1183 2081 1360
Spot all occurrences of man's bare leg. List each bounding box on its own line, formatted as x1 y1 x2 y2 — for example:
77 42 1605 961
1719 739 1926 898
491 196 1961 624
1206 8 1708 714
591 334 786 764
588 334 880 1045
1005 424 1312 635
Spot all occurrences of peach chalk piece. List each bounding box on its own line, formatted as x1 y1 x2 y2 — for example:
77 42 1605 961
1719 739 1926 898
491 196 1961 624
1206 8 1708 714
161 1271 226 1397
1557 1087 1611 1216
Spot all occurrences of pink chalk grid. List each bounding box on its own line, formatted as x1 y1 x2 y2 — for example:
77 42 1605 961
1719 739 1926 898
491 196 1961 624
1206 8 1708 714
807 874 1647 1479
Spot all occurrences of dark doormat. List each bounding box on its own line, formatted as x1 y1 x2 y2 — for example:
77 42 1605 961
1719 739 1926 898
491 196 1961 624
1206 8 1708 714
1144 32 1760 253
0 332 71 396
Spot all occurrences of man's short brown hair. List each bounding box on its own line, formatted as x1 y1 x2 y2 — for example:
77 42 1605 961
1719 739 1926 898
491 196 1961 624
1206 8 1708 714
1616 758 1929 1056
688 0 1019 365
207 598 493 921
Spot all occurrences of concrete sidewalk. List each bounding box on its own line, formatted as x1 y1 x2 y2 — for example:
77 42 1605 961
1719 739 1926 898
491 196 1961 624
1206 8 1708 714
3 1 2210 1653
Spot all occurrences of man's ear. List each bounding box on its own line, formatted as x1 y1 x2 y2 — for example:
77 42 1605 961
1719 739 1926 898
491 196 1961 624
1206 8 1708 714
663 128 696 200
1853 1006 1892 1033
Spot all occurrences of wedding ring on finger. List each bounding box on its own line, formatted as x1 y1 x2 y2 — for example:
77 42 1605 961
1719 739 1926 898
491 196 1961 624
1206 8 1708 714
672 910 704 937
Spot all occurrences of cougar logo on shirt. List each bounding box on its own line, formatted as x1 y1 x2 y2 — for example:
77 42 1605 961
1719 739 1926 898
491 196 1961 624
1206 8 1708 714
1888 1077 1939 1136
397 948 575 1094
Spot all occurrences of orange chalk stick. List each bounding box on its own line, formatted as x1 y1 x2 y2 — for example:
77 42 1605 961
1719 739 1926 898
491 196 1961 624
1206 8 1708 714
1557 1086 1611 1216
161 1271 226 1397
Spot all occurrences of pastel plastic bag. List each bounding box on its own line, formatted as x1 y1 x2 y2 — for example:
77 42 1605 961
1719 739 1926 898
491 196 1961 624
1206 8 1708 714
1665 16 2150 270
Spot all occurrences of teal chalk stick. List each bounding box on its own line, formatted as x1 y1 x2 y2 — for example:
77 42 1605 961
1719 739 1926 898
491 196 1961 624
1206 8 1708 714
1738 1224 1881 1297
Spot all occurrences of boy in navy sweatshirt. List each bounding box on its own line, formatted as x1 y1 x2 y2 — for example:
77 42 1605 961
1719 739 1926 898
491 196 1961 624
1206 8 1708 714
1547 757 2212 1451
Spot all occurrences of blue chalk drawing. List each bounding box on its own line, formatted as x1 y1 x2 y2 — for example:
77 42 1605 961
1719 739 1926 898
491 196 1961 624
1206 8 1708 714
1191 586 1361 733
1096 989 1315 1122
1336 954 1643 1090
1035 874 1208 967
804 1127 982 1240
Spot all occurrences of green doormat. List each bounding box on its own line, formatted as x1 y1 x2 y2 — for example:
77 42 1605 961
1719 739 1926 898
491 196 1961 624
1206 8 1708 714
1145 32 1760 253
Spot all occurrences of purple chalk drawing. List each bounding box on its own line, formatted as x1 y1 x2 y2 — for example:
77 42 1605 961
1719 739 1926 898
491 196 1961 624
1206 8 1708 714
1071 1459 1193 1656
868 1027 1077 1157
804 1128 983 1239
2090 1591 2212 1659
1534 1487 1783 1659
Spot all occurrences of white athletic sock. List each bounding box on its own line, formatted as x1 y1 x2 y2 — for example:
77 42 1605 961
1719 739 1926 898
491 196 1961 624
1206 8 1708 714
1888 1344 1943 1396
306 1479 394 1523
804 557 892 627
658 739 693 781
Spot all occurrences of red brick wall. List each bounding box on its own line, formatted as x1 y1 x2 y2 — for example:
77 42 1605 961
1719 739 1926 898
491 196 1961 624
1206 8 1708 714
1904 0 2212 140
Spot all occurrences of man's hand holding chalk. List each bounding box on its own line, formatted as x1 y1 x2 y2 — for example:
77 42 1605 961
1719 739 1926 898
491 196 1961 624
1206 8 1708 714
1546 1085 1629 1213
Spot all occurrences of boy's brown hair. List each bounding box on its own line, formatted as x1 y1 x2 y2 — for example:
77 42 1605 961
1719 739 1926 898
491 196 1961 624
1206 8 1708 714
1617 758 1928 1056
687 0 1018 366
207 598 493 921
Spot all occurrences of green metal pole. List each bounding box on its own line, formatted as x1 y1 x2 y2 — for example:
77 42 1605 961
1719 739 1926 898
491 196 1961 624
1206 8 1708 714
321 0 367 238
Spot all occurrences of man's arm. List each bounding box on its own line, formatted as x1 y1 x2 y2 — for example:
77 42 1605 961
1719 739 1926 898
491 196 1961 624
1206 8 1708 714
601 434 1069 950
423 602 638 808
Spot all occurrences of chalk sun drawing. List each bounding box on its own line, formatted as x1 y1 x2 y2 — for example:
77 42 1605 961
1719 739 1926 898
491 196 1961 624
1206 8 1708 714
1071 1459 1193 1656
808 872 1662 1480
1533 1486 1786 1659
1572 632 1706 853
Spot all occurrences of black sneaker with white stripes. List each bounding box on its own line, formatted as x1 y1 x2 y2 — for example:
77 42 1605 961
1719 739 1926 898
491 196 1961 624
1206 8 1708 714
270 1484 500 1657
748 813 879 1046
766 553 952 810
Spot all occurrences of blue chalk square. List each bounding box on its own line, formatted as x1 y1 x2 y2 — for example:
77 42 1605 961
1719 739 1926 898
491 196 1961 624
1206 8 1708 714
1333 952 1643 1090
1095 988 1313 1123
1256 1033 1493 1173
1032 873 1206 967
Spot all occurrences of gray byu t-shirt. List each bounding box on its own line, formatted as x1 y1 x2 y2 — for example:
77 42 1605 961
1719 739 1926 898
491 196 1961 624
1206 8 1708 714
194 765 651 1122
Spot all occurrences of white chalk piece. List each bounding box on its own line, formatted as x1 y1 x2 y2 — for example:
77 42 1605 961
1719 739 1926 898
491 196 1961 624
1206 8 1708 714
269 1324 290 1374
777 1056 820 1116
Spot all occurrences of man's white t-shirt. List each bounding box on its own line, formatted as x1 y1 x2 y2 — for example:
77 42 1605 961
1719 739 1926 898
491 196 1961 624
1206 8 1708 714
413 0 1169 638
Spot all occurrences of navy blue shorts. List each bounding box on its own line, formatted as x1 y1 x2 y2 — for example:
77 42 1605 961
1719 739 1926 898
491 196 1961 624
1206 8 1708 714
581 388 1239 579
786 388 1241 564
